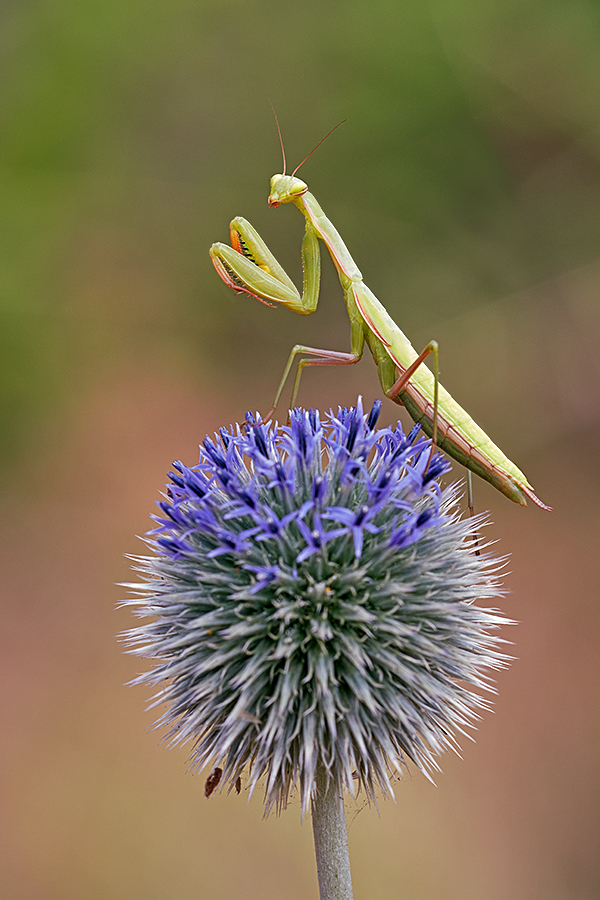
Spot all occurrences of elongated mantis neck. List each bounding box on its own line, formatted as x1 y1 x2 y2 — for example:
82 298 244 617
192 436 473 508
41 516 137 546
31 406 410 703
295 191 362 284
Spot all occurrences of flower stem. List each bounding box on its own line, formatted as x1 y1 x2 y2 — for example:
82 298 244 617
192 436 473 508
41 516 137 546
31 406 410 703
311 763 354 900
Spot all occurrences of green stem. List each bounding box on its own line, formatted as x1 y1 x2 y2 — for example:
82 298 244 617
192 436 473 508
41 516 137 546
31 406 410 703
311 764 354 900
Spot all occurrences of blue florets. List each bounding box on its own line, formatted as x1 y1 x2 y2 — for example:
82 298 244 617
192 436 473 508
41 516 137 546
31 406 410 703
125 398 510 815
155 399 444 567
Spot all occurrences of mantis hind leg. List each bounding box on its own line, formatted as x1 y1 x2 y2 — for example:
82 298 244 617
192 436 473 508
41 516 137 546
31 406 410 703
386 341 439 473
382 340 482 532
467 470 481 554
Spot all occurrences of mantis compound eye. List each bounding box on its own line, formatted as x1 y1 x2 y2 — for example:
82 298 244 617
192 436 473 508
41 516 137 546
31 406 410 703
288 178 308 196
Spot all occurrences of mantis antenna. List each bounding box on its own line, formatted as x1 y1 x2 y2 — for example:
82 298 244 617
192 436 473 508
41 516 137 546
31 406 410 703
267 99 347 177
268 98 287 174
290 119 348 177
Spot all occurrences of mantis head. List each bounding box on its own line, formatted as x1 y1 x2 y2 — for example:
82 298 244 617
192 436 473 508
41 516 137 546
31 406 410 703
268 174 308 207
267 104 345 207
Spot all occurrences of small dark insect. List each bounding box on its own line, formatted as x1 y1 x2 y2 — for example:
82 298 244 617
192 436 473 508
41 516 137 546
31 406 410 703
234 776 242 795
204 766 223 798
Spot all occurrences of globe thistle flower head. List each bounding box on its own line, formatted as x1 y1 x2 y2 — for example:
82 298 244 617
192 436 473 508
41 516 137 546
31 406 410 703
125 398 510 816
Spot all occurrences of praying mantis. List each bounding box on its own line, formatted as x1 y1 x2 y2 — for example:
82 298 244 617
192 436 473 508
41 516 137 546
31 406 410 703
210 117 549 510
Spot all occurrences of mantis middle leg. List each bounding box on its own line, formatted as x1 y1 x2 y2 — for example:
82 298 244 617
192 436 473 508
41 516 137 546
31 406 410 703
269 300 367 416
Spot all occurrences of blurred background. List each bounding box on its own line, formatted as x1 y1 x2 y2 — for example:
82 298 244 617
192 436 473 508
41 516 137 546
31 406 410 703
1 0 599 898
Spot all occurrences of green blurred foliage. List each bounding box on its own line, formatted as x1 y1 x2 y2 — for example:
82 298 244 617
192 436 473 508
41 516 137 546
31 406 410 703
2 0 600 465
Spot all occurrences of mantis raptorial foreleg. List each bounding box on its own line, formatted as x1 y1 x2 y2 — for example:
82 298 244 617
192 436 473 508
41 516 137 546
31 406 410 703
212 217 322 314
210 123 550 510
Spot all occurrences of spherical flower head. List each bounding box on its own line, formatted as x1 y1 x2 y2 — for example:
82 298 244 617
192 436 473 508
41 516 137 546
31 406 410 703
124 398 511 816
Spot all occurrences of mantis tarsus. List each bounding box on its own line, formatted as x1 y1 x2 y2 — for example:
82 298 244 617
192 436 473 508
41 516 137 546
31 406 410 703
210 119 549 510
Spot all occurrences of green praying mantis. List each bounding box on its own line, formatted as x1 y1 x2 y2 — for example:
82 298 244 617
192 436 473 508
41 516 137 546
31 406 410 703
210 117 549 510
